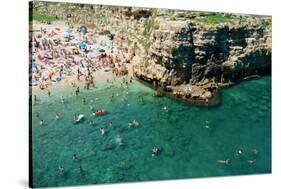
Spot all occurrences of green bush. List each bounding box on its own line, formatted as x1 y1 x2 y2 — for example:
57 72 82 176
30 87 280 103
30 11 58 22
194 14 234 25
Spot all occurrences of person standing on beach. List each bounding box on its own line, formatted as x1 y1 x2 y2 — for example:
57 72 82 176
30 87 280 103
59 65 64 78
77 67 80 81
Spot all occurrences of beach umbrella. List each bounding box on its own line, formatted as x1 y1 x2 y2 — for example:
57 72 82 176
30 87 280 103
80 25 87 35
78 42 87 49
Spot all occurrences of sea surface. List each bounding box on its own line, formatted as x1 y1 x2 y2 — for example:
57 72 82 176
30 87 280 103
30 76 271 188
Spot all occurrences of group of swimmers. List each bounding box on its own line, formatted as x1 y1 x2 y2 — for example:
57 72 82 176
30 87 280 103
217 148 258 165
58 154 83 174
202 120 258 165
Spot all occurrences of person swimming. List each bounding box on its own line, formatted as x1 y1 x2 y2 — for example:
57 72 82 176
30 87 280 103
73 114 78 124
55 112 60 120
60 96 65 104
39 119 44 126
78 166 83 172
133 120 139 126
47 90 51 97
75 87 80 97
58 165 64 173
128 120 139 128
72 154 77 160
109 121 112 127
247 159 256 164
100 128 105 135
163 106 168 112
152 145 160 157
204 120 210 129
236 149 243 156
251 148 258 155
217 159 230 165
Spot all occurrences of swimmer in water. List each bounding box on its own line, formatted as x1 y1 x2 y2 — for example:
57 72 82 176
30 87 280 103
152 145 160 157
251 148 258 155
133 120 139 126
75 87 80 97
39 120 44 126
60 96 65 104
47 90 51 97
59 165 64 173
100 128 105 135
247 159 256 164
73 114 78 124
109 121 112 127
78 166 83 172
163 106 168 112
72 154 77 160
204 120 210 129
82 97 86 104
217 159 230 165
55 112 60 120
236 149 243 156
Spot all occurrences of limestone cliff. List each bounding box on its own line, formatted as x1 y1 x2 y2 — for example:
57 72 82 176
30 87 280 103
31 2 272 104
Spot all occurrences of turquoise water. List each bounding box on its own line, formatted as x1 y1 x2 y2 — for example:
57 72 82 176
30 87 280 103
31 76 271 188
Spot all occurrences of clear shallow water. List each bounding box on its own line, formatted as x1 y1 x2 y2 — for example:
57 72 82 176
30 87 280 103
31 76 271 188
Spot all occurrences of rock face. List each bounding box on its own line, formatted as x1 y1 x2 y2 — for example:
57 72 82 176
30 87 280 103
134 21 271 85
31 2 272 104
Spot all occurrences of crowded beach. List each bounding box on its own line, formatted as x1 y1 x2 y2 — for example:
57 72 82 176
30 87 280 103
29 21 130 91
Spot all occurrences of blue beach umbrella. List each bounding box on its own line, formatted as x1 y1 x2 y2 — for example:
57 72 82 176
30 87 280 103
80 25 87 35
78 42 87 49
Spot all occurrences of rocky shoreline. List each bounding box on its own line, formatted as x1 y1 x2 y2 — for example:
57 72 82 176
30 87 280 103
31 2 272 106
